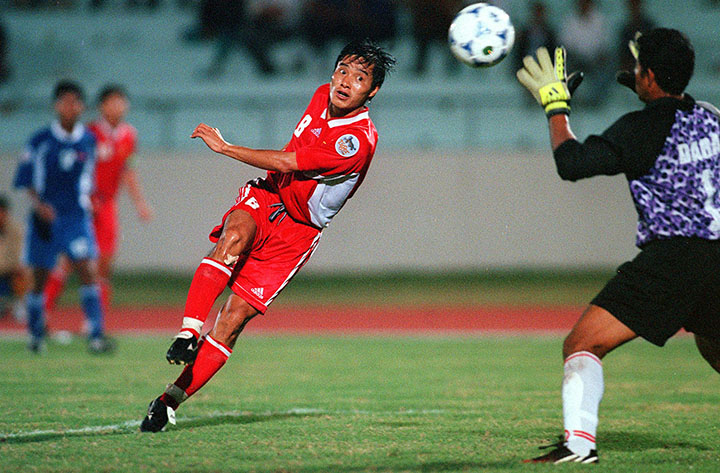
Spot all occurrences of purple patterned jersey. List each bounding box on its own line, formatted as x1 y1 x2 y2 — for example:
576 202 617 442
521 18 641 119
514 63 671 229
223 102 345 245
630 104 720 246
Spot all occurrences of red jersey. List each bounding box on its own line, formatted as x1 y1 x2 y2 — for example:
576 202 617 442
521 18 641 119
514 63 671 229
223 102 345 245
87 119 138 202
267 84 378 229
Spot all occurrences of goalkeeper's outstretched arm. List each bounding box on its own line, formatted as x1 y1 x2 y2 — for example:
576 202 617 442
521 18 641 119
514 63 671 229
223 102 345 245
548 114 577 151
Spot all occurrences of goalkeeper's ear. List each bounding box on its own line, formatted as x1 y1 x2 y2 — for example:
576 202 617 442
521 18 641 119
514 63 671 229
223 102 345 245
616 70 636 92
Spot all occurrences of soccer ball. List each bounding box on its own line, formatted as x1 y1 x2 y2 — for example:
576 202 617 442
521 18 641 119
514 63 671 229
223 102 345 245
448 3 515 68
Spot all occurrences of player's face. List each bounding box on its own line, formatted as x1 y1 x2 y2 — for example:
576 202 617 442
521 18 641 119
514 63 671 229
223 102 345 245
100 93 129 127
328 56 379 118
634 60 652 103
55 92 85 129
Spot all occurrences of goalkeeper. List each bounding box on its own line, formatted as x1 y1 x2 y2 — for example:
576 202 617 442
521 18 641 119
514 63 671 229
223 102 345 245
517 28 720 464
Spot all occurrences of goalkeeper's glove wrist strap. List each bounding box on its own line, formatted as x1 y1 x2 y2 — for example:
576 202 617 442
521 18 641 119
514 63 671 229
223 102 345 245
545 101 570 118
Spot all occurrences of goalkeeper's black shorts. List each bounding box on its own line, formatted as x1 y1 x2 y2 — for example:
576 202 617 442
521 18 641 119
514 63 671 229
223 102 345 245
592 237 720 346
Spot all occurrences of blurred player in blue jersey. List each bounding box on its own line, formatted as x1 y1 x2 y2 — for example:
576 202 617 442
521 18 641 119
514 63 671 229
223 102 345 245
517 29 720 464
13 80 114 354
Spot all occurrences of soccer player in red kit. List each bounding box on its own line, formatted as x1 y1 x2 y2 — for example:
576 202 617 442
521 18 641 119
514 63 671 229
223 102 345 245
44 85 153 311
140 40 395 432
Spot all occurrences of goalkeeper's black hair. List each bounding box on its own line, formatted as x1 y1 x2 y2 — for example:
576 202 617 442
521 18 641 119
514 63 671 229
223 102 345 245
335 39 396 92
637 28 694 95
53 80 85 102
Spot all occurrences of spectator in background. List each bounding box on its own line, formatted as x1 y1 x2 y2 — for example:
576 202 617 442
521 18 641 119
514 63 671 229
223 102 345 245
299 0 351 65
0 195 30 322
244 0 302 71
513 1 557 95
405 0 463 76
44 85 153 313
617 0 655 72
298 0 398 76
558 0 612 107
199 0 278 77
349 0 399 46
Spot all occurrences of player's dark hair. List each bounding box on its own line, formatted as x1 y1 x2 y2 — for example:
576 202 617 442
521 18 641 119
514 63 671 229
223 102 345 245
53 80 85 102
97 84 128 104
335 39 396 91
637 28 694 95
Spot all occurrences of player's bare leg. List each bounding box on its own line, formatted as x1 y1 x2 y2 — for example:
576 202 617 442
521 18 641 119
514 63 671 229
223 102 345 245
526 305 637 463
165 209 256 365
563 305 638 359
694 335 720 374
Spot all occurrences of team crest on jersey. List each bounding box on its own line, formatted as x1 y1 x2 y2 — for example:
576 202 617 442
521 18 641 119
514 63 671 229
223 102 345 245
335 134 360 157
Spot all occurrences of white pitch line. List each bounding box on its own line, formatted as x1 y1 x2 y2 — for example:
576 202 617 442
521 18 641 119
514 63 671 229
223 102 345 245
0 407 447 441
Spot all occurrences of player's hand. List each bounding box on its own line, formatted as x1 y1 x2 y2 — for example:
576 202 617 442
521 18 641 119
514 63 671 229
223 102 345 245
137 201 153 222
166 331 199 365
191 123 228 154
517 47 581 118
31 203 55 242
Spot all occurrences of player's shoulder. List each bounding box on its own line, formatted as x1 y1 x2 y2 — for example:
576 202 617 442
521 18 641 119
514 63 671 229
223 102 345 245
28 126 53 145
328 109 376 137
116 121 138 138
312 83 331 99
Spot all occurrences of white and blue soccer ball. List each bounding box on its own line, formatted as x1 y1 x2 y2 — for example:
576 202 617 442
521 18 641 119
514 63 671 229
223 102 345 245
448 3 515 68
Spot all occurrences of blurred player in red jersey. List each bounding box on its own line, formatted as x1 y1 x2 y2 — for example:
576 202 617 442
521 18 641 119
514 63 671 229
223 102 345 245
44 85 153 311
140 39 395 432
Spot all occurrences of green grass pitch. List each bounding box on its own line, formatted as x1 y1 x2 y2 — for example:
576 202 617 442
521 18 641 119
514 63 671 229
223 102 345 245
1 334 718 472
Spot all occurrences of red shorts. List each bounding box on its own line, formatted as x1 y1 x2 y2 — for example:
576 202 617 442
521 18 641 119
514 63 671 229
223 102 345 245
210 179 322 313
93 199 119 259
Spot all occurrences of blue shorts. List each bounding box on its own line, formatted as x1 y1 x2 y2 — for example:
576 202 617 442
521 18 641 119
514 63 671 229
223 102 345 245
24 213 98 269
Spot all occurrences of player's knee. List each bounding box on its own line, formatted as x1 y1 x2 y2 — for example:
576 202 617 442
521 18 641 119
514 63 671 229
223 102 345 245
562 336 606 359
211 228 252 266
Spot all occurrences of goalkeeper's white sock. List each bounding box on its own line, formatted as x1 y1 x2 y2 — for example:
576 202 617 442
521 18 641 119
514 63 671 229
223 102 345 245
562 351 603 456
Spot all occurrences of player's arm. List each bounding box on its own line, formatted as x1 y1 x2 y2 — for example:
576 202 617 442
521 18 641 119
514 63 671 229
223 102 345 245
191 123 299 173
123 167 153 222
26 189 55 222
548 114 577 151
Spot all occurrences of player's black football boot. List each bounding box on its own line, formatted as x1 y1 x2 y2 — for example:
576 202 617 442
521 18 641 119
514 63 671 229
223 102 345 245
524 438 598 464
166 333 199 365
140 397 175 433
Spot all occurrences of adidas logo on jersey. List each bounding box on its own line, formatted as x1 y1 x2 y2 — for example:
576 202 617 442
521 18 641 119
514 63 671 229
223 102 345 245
251 287 264 299
310 128 322 137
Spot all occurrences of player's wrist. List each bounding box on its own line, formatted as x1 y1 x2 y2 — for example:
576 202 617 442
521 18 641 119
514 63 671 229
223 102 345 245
544 101 570 118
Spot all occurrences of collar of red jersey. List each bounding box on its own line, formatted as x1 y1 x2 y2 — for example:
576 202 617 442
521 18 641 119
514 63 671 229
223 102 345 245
321 108 370 128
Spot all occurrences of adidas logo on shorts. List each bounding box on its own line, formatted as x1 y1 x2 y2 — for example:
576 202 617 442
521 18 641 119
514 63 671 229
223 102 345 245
251 287 264 299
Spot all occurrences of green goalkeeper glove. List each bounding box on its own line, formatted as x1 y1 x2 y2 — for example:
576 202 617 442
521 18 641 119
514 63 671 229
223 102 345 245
516 46 583 118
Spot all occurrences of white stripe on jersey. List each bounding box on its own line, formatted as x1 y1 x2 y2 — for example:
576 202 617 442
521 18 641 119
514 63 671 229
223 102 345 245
327 111 370 128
